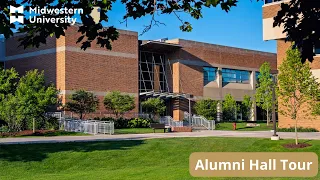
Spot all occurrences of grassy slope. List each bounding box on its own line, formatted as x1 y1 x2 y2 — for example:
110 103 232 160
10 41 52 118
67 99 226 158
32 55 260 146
0 137 319 180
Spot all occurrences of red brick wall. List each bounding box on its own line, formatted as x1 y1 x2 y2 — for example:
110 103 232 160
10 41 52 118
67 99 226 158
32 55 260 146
277 40 320 130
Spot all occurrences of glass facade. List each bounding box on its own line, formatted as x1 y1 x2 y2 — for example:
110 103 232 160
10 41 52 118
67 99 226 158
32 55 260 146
203 67 217 85
222 69 250 84
139 51 168 93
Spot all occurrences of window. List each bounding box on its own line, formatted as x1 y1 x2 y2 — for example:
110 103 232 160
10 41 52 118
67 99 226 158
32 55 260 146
203 67 217 85
222 69 250 84
255 72 260 84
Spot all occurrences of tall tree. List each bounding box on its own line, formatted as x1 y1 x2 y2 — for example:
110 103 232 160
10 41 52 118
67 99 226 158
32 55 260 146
15 70 59 131
194 99 218 120
65 89 99 119
103 91 135 118
278 48 320 145
222 94 237 121
241 95 253 121
255 62 274 126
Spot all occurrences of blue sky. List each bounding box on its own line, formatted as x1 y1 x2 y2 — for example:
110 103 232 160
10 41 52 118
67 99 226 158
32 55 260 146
105 1 275 53
9 0 275 53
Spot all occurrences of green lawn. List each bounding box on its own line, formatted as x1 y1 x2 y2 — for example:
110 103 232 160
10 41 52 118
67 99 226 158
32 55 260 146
115 128 166 134
215 122 273 131
0 137 319 180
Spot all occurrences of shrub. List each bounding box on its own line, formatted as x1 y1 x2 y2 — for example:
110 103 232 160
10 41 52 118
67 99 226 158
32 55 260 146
128 118 152 128
277 127 319 132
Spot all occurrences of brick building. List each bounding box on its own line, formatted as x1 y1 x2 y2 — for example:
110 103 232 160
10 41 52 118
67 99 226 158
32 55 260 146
0 25 277 121
263 0 320 129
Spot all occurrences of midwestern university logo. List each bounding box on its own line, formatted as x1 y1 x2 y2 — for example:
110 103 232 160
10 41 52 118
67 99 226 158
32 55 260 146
9 5 84 25
10 5 24 24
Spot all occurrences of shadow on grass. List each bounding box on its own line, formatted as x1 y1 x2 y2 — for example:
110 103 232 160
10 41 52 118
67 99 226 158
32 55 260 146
236 127 254 130
0 140 145 162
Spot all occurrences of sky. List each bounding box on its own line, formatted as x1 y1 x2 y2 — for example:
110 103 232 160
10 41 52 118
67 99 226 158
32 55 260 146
8 0 276 53
104 0 276 53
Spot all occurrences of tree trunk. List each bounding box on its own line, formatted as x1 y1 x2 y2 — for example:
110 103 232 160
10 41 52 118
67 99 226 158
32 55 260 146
266 110 269 126
80 113 83 120
295 119 298 145
33 118 35 133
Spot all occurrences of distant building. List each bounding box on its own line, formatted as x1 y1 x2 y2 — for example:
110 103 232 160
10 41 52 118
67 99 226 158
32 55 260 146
0 25 277 121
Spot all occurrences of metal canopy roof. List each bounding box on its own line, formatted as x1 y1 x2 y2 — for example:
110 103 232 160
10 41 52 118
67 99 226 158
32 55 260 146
140 41 182 53
139 91 191 99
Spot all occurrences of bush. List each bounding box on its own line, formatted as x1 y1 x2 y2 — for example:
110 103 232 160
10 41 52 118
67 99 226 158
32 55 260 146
128 118 152 128
277 127 319 132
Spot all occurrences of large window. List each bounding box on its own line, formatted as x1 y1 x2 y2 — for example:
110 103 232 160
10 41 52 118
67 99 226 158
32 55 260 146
203 67 217 85
222 69 250 84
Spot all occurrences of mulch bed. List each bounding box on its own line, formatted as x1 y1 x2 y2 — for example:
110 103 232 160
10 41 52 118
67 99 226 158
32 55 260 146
0 130 55 137
282 143 312 149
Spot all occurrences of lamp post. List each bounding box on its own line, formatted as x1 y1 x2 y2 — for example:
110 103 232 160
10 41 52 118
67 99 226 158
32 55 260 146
271 74 280 140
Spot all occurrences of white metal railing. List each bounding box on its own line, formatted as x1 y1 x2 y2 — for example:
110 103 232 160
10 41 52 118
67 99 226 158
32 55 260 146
64 120 114 135
184 112 215 130
192 115 215 130
159 116 183 127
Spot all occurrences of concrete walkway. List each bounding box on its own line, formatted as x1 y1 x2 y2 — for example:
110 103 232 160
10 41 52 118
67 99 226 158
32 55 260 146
1 130 320 145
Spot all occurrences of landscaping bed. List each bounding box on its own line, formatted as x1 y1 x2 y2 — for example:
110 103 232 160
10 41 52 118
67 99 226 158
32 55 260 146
0 130 87 138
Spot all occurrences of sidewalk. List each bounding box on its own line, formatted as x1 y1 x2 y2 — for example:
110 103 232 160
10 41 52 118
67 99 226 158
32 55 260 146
1 130 320 145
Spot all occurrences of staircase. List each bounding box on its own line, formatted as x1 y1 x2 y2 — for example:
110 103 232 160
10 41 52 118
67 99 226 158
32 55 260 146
159 116 183 127
184 112 215 130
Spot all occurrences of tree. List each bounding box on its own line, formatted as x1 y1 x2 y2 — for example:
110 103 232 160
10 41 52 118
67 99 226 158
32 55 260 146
141 98 166 118
103 91 135 117
15 70 59 131
277 48 320 145
274 0 320 62
65 90 99 119
0 68 19 100
222 94 237 121
1 1 239 51
255 62 274 126
241 95 252 121
194 99 218 120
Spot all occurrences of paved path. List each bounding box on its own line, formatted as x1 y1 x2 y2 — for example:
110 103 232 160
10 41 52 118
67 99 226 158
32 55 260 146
1 130 320 145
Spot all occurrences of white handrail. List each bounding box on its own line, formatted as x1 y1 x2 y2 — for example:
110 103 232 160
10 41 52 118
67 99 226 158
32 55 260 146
159 116 183 127
184 112 215 130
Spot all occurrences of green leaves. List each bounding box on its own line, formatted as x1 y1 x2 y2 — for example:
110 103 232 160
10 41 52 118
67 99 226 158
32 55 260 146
0 69 59 131
222 94 237 121
141 98 166 116
104 91 135 117
278 48 320 120
65 90 99 119
255 62 274 121
0 0 240 50
194 99 218 120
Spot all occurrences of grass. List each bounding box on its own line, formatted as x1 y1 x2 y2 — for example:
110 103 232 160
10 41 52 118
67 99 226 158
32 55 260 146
215 122 273 131
115 128 166 134
0 137 319 180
